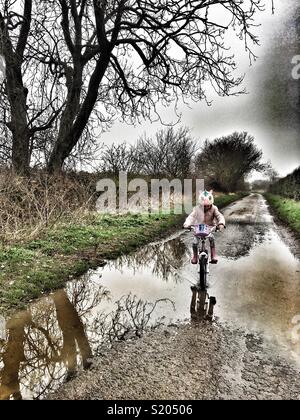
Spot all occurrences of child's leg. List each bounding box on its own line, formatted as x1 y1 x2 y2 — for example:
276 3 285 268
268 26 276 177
209 234 218 264
191 237 199 264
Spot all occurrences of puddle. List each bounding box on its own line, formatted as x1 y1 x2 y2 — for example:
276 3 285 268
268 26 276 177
0 195 299 399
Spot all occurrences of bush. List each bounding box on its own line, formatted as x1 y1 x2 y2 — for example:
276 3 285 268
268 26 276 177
269 167 300 200
0 169 98 241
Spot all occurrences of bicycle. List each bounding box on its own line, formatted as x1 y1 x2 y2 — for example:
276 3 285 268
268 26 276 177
185 224 222 321
187 224 220 290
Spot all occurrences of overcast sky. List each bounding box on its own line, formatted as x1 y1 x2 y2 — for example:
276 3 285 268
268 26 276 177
101 0 300 180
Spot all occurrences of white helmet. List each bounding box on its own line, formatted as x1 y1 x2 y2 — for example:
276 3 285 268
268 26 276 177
199 190 214 206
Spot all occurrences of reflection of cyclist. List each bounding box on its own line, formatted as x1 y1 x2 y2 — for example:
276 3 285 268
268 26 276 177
183 190 225 264
190 287 217 322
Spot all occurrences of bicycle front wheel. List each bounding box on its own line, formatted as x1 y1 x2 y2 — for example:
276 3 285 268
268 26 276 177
199 255 208 290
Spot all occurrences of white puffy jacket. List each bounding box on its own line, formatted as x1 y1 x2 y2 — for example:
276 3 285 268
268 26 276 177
184 205 225 228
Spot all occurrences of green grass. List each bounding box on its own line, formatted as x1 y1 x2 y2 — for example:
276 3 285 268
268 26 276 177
0 193 246 314
0 213 183 314
264 194 300 237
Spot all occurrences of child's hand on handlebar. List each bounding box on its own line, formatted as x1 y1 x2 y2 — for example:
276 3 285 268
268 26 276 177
218 224 226 232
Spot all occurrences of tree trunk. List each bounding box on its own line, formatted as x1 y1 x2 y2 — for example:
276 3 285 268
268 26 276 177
11 130 31 176
0 1 33 175
47 61 83 173
6 65 31 175
47 51 111 173
53 290 92 376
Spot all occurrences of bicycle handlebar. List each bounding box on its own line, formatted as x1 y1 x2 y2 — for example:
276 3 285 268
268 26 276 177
183 224 226 232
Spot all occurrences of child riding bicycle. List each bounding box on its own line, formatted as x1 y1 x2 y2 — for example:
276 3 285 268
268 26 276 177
183 190 226 264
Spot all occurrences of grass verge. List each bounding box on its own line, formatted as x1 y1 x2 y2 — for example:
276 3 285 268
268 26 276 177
0 193 245 314
264 193 300 237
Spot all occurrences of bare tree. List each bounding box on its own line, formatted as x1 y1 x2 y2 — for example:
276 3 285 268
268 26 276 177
0 0 33 174
0 0 265 173
161 127 198 178
45 0 264 172
0 0 63 174
99 142 140 175
136 127 197 178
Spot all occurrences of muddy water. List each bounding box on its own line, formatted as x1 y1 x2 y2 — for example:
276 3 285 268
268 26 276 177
0 194 299 400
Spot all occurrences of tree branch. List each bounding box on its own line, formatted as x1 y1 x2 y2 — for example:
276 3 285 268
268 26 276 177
59 0 75 55
16 0 33 60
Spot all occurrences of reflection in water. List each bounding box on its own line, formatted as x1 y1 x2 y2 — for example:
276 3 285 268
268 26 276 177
0 235 187 401
53 291 92 379
220 195 272 261
0 194 299 399
91 294 174 352
221 223 269 260
105 216 270 292
0 312 32 400
0 279 173 400
190 287 217 323
111 237 188 282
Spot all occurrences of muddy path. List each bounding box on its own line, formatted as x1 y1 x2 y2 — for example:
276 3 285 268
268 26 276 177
0 194 299 400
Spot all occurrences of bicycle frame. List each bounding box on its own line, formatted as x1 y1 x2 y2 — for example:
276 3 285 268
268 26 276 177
199 237 210 266
193 225 218 290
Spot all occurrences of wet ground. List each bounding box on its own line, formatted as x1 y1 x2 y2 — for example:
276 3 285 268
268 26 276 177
0 194 299 400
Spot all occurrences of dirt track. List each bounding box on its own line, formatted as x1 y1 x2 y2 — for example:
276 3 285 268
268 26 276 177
48 321 300 400
48 194 300 400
